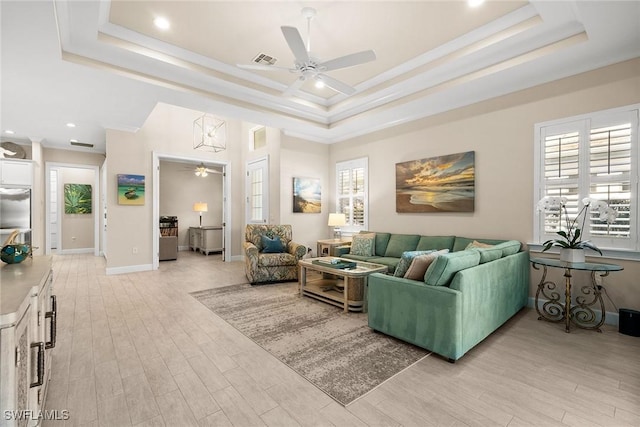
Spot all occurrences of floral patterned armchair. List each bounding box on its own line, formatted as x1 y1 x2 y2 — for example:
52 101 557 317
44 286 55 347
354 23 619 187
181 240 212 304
244 224 307 284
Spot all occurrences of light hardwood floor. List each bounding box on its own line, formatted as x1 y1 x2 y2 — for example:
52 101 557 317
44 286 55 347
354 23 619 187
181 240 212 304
43 252 640 427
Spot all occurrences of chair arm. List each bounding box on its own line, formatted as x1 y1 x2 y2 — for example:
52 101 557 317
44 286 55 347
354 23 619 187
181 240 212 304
288 241 307 260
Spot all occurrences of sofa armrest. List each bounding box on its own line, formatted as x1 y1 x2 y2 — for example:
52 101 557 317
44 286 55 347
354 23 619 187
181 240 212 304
449 251 529 352
367 273 463 359
288 241 307 260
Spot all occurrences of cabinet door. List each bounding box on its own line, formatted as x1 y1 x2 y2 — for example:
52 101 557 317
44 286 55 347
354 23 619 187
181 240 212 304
0 305 32 427
0 160 33 186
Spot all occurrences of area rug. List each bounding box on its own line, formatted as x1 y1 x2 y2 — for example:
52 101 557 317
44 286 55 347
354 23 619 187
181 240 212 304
190 282 430 406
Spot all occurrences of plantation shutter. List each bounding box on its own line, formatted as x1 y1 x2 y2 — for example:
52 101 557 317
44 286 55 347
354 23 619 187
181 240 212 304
336 158 368 230
535 106 639 252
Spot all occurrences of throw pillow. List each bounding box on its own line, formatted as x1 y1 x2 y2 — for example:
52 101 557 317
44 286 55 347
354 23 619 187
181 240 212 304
261 235 285 253
404 251 442 280
350 233 376 257
393 249 449 277
465 240 494 249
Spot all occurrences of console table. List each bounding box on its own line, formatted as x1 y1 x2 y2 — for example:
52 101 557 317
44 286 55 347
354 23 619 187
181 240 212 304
530 257 622 333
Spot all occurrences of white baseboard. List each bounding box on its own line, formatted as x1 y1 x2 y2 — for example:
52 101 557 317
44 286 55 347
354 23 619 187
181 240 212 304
527 297 619 327
59 248 94 255
106 263 153 275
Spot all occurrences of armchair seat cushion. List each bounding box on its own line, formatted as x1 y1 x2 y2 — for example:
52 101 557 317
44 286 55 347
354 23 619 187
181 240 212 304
258 252 298 267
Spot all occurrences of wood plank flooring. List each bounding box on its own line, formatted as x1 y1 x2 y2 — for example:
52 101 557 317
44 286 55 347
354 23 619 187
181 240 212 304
43 252 640 426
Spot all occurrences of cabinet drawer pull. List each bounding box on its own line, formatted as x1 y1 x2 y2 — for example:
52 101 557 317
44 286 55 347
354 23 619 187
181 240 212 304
30 342 45 388
45 295 57 349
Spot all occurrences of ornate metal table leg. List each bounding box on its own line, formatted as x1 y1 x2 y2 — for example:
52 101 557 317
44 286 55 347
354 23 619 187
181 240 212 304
533 263 564 325
564 268 572 333
569 271 607 332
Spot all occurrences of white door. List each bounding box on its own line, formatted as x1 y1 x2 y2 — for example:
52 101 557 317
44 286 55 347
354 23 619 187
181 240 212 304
246 157 269 224
49 169 58 250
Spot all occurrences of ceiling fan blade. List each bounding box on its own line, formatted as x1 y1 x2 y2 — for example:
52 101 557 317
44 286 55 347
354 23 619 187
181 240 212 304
237 63 294 72
283 76 306 97
281 26 310 64
318 50 377 72
317 74 356 96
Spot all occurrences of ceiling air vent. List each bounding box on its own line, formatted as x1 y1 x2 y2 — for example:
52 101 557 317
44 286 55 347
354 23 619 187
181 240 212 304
70 140 94 148
252 53 277 66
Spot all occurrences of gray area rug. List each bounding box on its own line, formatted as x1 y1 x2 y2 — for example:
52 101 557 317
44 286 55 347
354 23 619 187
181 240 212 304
191 282 430 406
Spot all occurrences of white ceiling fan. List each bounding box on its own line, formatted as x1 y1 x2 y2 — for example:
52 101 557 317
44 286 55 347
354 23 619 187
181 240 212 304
189 162 222 177
237 7 376 96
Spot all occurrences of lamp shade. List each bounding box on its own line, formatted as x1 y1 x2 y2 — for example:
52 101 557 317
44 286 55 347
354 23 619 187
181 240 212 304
327 213 346 227
193 202 208 213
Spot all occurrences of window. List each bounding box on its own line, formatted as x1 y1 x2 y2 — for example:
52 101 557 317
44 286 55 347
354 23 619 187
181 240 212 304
250 126 266 151
336 157 368 233
534 105 639 254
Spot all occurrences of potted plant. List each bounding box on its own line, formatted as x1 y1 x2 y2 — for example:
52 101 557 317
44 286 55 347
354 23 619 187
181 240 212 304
537 196 618 263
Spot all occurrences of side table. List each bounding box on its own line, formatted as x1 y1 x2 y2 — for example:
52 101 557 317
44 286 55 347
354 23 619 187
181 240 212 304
317 239 351 257
530 257 622 333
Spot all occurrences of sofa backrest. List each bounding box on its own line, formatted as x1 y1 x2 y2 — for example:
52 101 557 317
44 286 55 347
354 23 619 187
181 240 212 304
245 224 292 251
416 236 455 252
452 237 511 252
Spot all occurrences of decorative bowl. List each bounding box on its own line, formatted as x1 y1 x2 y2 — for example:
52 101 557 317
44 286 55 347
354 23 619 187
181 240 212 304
0 244 31 264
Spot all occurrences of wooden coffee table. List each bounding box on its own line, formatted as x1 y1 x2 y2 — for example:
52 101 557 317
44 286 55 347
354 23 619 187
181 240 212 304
298 257 388 312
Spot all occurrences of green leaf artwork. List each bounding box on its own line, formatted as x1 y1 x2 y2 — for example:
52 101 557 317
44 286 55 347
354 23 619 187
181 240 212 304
64 184 92 214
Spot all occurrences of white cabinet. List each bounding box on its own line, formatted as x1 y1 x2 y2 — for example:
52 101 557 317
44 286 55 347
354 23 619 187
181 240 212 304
0 257 55 427
189 226 223 255
0 159 33 186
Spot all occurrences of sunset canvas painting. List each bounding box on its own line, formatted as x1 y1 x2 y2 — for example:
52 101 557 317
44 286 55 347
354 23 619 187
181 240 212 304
396 151 475 213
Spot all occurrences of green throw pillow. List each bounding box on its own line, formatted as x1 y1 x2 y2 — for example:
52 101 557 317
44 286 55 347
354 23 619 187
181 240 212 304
261 235 285 253
350 233 376 257
424 250 481 286
470 247 503 264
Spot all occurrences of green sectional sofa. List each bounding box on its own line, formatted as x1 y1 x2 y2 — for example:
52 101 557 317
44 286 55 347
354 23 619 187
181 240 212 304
342 232 529 362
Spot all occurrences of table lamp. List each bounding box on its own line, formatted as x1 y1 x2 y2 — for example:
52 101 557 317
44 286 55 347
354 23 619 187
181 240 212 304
193 202 208 227
327 213 346 240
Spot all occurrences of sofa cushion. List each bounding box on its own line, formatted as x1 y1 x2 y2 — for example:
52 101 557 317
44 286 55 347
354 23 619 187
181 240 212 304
261 235 285 253
369 257 401 273
350 233 376 256
258 252 298 267
416 236 455 252
493 240 521 256
424 250 481 286
470 247 503 264
384 234 421 258
404 251 444 280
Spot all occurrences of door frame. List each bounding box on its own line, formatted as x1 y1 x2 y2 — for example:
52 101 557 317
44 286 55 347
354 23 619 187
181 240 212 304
152 151 231 270
44 162 100 256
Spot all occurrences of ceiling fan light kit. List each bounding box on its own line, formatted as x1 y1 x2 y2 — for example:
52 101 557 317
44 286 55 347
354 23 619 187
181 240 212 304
237 7 376 97
193 113 226 152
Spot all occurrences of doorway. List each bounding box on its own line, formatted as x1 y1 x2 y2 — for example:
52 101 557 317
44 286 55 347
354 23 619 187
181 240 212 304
152 152 231 269
45 162 100 256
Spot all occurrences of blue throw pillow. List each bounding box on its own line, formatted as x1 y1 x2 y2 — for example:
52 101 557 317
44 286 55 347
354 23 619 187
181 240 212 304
261 235 285 253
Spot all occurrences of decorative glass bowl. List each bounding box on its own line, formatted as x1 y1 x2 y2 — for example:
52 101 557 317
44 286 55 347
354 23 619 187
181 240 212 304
1 244 31 264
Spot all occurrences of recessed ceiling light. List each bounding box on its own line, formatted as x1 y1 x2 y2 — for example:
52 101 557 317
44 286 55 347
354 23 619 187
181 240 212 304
153 16 170 30
5 130 15 135
66 122 76 128
468 0 485 7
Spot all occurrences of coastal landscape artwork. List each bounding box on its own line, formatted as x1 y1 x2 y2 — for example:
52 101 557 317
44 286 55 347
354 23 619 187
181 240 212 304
396 151 475 213
293 177 321 213
117 174 145 205
64 184 92 214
